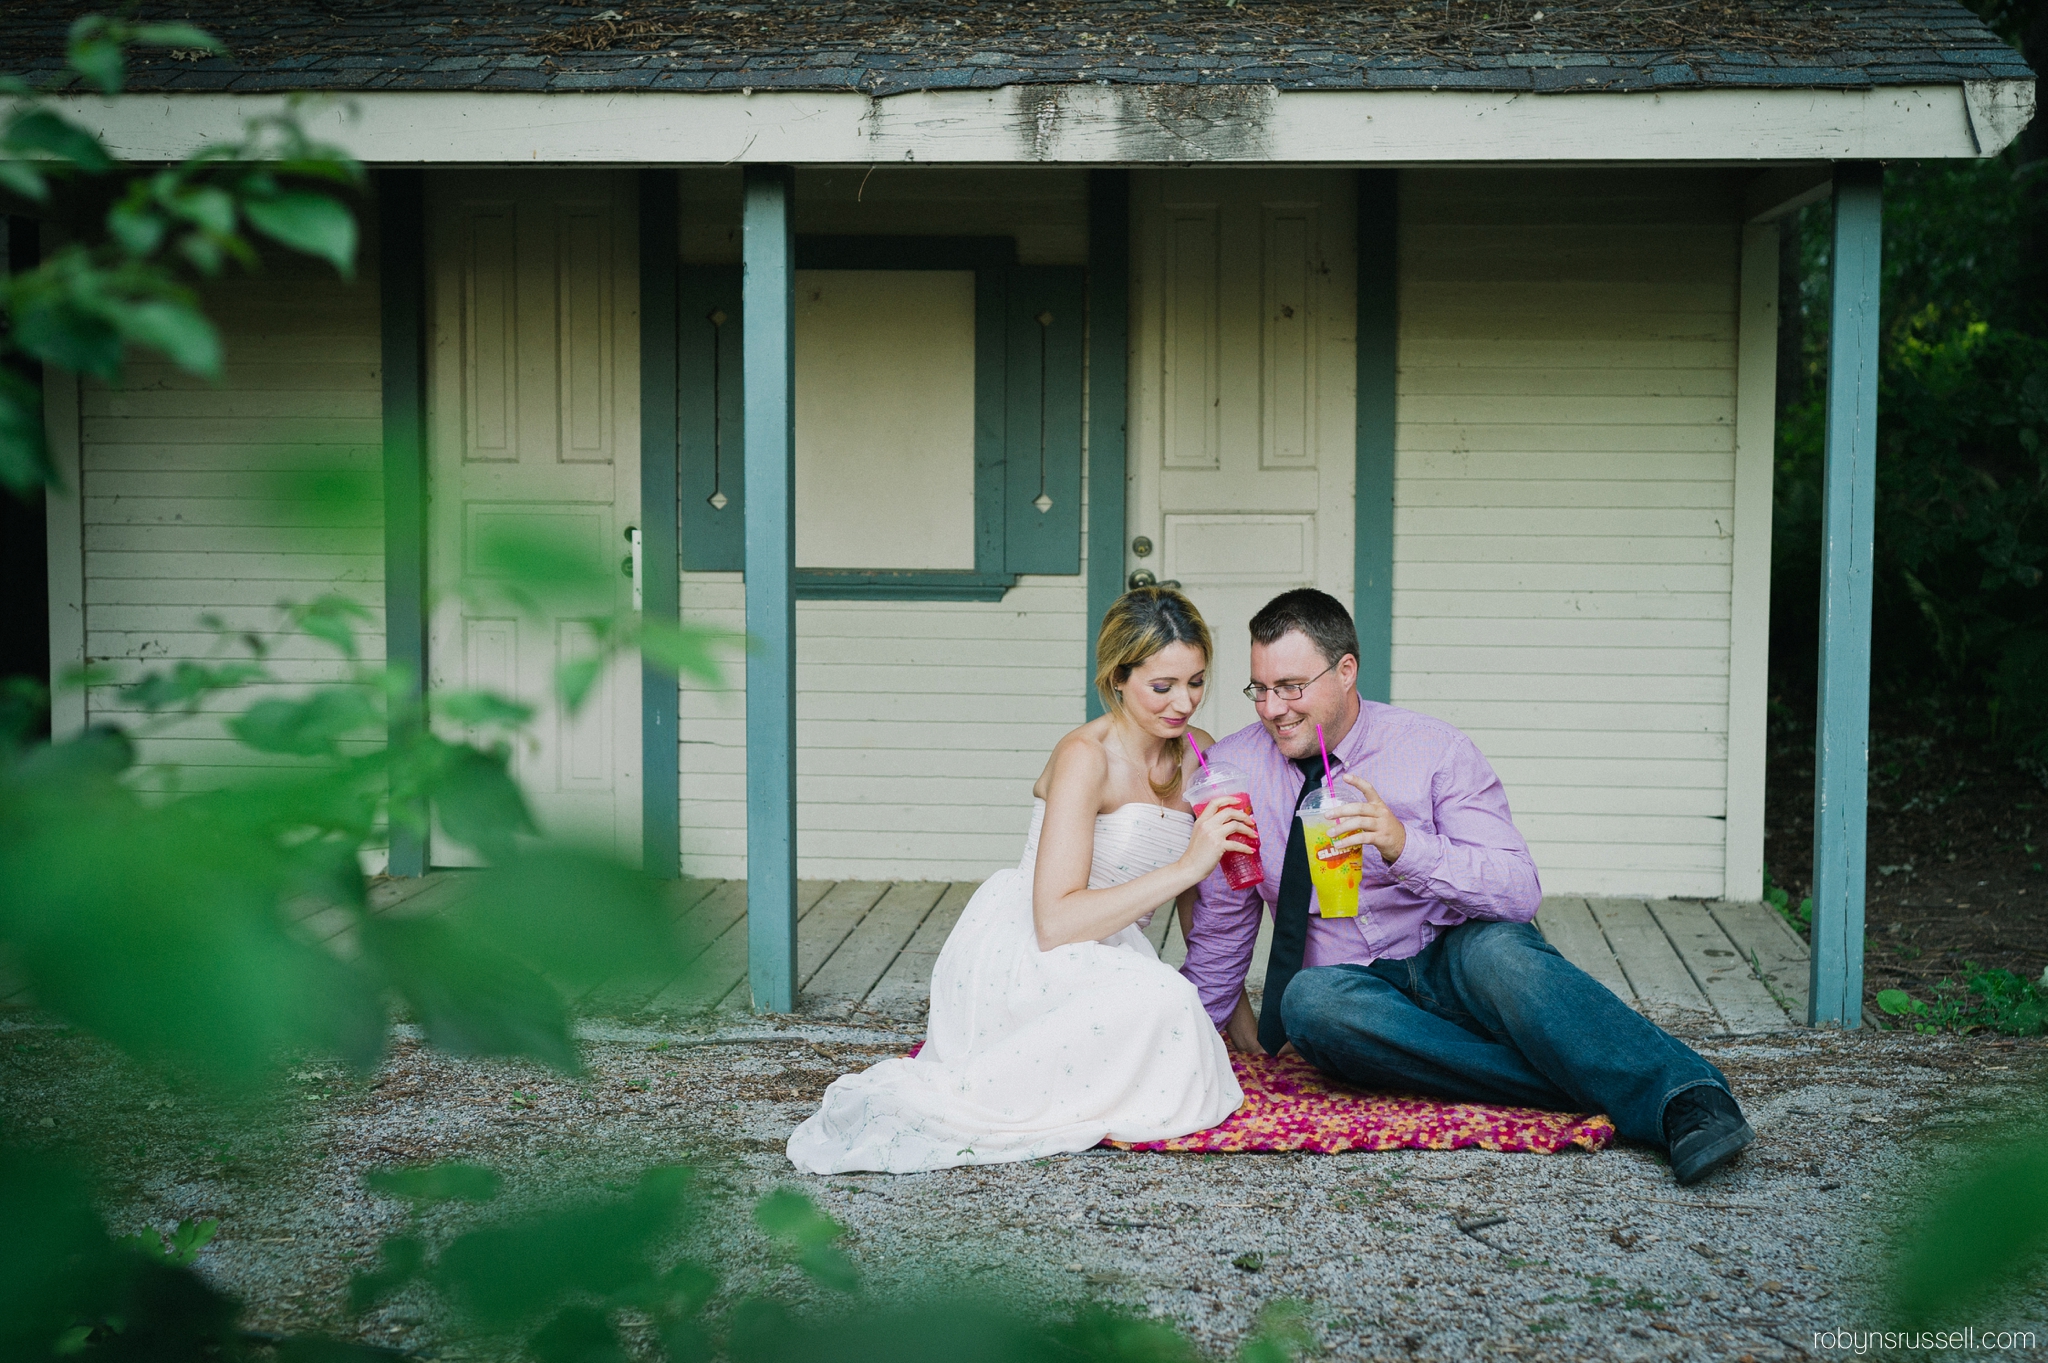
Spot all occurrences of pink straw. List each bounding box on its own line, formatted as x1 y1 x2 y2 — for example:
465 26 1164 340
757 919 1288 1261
1189 734 1212 775
1315 722 1333 789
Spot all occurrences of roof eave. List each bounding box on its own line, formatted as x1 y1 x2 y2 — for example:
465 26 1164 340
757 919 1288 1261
53 79 2037 165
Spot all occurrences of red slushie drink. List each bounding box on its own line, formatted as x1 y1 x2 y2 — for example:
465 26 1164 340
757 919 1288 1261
1186 760 1263 890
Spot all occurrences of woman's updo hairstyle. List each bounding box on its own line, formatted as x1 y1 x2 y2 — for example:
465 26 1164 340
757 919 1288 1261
1094 587 1213 799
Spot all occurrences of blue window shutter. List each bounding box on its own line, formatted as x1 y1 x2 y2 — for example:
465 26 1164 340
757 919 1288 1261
1003 265 1085 576
679 265 744 572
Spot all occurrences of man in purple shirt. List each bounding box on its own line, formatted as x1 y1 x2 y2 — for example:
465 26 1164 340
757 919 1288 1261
1183 589 1754 1185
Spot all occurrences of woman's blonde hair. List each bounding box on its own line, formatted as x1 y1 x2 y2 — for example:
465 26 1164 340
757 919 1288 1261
1094 586 1213 800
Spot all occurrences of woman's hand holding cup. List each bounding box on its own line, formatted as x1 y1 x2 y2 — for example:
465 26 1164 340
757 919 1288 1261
1184 798 1258 880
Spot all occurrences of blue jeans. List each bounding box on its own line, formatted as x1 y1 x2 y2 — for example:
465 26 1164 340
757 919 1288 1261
1279 920 1728 1146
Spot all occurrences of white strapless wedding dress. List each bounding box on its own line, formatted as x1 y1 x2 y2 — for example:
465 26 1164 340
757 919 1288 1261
786 799 1244 1173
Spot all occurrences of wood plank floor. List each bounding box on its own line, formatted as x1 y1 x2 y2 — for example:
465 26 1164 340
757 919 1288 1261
1536 896 1812 1033
338 876 1812 1032
0 872 1810 1035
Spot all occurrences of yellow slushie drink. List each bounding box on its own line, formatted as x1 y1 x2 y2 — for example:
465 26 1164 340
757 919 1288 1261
1298 784 1363 919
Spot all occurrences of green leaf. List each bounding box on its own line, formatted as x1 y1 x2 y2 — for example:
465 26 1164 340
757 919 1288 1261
131 23 226 53
65 34 124 95
163 183 236 237
117 298 223 376
556 653 606 714
0 377 52 494
0 795 385 1085
117 1217 220 1267
430 1167 692 1328
108 199 168 256
529 1306 629 1363
653 1259 718 1315
347 1235 425 1314
366 1163 502 1207
1238 1301 1315 1363
178 230 225 275
121 660 267 713
753 1189 846 1255
636 622 735 688
243 192 357 277
465 515 612 610
1889 1128 2048 1326
796 1244 861 1292
433 690 535 730
0 1149 123 1355
292 594 373 659
4 110 114 172
228 688 379 756
461 848 686 995
431 745 537 858
1874 988 1920 1017
361 917 578 1072
0 159 48 203
12 295 123 381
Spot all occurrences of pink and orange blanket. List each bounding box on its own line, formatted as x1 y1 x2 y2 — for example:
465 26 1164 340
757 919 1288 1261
1108 1050 1614 1155
900 1045 1615 1155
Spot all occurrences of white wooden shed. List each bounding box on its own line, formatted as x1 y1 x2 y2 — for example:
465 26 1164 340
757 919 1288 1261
17 0 2035 1021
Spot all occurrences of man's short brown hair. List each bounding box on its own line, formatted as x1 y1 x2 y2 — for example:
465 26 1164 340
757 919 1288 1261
1249 589 1359 668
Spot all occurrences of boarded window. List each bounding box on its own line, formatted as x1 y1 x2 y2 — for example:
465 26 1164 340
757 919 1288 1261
794 270 976 571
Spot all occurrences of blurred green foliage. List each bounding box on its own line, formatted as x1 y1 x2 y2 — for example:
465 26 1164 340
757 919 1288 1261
1 24 1304 1362
1887 1123 2048 1331
0 15 363 494
1773 152 2048 766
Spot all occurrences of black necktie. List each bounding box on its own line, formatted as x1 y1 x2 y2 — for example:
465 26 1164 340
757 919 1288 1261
1257 757 1328 1055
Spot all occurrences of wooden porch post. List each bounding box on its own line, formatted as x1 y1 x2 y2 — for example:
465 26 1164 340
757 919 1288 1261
638 170 681 879
742 166 798 1012
1084 170 1129 719
1354 170 1398 705
376 170 429 879
1809 162 1882 1028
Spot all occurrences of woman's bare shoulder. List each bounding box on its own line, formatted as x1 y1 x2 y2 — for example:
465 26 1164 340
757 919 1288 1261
1189 726 1217 749
1032 718 1112 800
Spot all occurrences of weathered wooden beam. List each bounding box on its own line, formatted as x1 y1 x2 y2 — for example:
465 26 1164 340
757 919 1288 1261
1809 162 1882 1029
742 165 798 1013
63 86 2027 166
638 169 681 879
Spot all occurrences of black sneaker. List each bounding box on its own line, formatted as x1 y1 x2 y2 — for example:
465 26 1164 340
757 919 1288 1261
1663 1086 1754 1186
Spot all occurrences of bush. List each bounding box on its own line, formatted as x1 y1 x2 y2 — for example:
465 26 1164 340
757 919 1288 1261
1772 155 2048 769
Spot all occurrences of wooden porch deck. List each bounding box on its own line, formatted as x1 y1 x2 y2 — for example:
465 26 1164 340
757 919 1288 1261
364 875 1813 1032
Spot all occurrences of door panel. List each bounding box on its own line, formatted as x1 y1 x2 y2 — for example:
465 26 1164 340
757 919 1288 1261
1132 171 1357 739
427 171 640 866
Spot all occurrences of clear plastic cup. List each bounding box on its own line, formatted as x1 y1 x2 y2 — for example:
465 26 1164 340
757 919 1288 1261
1298 783 1363 919
1185 760 1263 890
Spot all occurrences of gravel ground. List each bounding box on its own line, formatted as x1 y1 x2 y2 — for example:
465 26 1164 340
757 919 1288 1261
5 1009 2046 1362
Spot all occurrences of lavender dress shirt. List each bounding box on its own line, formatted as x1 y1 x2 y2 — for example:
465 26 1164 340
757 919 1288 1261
1181 697 1543 1029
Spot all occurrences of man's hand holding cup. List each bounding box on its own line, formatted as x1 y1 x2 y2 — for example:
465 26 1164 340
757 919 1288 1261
1325 772 1406 868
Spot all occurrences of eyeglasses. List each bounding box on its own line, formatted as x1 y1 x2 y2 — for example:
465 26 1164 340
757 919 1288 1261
1243 664 1336 703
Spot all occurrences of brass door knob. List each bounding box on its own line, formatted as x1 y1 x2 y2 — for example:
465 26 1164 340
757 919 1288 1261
1128 568 1157 590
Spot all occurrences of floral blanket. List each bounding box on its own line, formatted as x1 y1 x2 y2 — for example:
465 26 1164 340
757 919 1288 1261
1105 1051 1615 1155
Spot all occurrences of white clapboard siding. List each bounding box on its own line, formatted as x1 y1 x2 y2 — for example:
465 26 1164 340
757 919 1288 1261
1392 169 1741 899
79 253 385 783
678 576 1087 881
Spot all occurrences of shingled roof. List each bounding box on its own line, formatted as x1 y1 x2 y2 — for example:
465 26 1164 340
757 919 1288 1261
0 0 2032 97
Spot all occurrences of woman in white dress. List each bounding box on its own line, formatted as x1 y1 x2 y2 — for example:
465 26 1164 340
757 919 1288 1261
787 588 1254 1174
